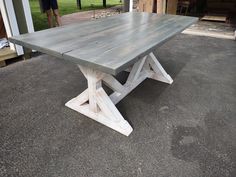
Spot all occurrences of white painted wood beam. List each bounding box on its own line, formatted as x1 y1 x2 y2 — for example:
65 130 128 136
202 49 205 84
66 52 173 136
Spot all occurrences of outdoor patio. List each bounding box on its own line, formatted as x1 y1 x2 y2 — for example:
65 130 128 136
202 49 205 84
0 34 235 177
61 6 122 25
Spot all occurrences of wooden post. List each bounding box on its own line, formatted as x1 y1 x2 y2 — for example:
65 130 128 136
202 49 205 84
123 0 130 12
166 0 178 14
77 0 82 9
157 0 163 14
157 0 166 14
129 0 133 12
12 0 32 59
103 0 106 8
138 0 154 13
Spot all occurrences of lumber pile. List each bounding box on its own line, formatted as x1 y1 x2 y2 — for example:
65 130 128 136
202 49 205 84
138 0 154 13
138 0 178 14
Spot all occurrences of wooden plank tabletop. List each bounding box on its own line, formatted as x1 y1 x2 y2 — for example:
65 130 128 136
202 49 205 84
10 12 198 75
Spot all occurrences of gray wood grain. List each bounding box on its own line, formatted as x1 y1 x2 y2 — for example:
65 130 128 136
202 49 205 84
10 12 198 75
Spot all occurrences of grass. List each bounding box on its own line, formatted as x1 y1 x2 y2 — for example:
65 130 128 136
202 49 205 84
29 0 122 31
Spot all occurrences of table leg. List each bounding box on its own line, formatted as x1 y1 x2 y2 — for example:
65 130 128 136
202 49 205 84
65 52 172 136
146 52 173 84
65 66 133 136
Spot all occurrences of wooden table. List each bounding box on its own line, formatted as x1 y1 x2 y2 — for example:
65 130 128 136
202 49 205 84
10 12 198 136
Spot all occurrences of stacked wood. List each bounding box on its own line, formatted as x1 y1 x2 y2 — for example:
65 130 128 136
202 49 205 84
138 0 154 13
138 0 178 14
156 0 164 14
166 0 178 14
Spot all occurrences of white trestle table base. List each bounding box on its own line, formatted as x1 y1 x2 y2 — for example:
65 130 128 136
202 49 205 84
65 52 173 136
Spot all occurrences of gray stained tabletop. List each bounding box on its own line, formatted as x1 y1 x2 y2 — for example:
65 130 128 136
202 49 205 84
10 12 198 75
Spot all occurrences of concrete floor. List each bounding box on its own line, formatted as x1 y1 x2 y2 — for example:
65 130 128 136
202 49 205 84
0 34 236 177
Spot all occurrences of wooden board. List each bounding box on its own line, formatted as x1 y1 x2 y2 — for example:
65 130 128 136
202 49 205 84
201 15 227 22
166 0 178 15
156 0 165 14
10 12 198 75
0 47 17 61
182 28 235 40
138 0 154 13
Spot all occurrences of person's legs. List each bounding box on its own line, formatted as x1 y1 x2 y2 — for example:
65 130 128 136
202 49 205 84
46 10 53 28
53 9 62 26
51 0 62 26
42 0 53 28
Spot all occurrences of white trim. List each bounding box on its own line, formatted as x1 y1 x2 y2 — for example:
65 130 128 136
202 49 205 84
0 0 14 50
0 0 24 55
22 0 34 33
129 0 133 12
5 0 24 55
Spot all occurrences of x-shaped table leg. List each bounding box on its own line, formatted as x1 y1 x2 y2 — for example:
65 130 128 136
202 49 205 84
65 52 173 136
